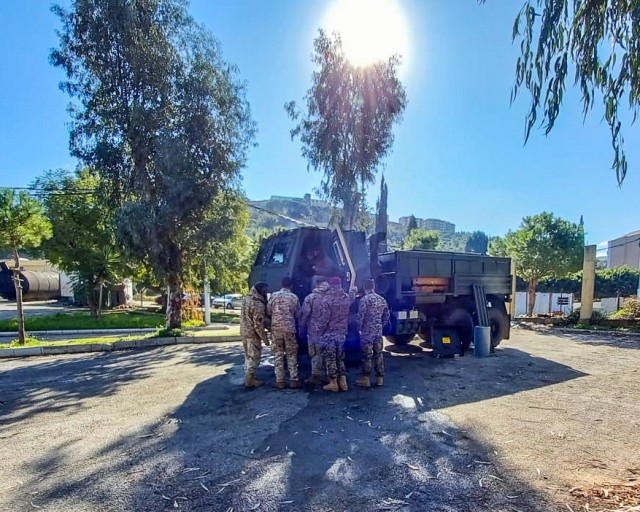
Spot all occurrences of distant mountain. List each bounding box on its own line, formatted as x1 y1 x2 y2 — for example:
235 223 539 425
246 195 476 252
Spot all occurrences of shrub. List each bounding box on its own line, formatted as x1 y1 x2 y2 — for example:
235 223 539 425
609 298 640 320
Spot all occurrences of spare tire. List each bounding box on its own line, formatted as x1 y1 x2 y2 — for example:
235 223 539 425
441 307 474 353
487 306 508 348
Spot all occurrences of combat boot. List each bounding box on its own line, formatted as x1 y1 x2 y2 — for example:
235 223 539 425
323 378 339 392
338 375 349 391
289 379 302 389
305 375 322 386
275 381 286 390
245 373 263 388
376 376 384 387
355 375 371 388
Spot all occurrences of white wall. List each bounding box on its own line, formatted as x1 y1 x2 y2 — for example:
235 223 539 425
515 292 573 316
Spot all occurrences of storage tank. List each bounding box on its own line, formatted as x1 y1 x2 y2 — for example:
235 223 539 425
0 263 60 301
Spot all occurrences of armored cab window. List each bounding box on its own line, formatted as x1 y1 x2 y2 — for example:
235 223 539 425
269 242 290 266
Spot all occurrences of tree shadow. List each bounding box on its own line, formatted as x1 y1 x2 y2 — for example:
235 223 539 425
0 348 176 424
1 343 588 511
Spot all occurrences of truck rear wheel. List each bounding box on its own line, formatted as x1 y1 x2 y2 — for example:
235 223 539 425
386 334 415 346
488 306 508 348
441 307 474 353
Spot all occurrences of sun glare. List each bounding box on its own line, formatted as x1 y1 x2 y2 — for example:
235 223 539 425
323 0 409 68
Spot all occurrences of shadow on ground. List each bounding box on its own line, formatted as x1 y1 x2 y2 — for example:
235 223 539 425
1 341 588 511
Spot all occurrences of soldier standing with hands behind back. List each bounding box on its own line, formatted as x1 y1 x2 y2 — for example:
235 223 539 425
241 282 270 388
317 276 351 392
267 277 301 389
356 279 390 388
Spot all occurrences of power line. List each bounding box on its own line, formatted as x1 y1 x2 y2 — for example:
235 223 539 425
2 185 318 227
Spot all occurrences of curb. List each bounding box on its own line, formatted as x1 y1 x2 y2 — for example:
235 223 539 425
0 325 233 338
514 324 640 338
0 335 243 359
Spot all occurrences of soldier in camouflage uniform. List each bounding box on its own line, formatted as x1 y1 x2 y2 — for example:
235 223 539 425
240 282 270 388
356 280 390 388
317 276 352 392
299 277 329 386
267 276 301 389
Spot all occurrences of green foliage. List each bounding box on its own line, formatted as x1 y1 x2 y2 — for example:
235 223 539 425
609 298 640 320
286 29 407 230
0 189 52 255
51 0 255 328
0 311 165 332
437 232 471 252
503 0 637 183
535 266 640 299
406 215 418 234
35 169 130 316
465 231 489 254
504 212 583 283
403 229 440 251
487 235 508 257
156 327 187 338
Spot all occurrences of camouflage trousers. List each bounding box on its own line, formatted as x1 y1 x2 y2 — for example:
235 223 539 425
361 336 384 377
242 335 262 374
307 335 323 378
321 334 346 379
272 330 299 382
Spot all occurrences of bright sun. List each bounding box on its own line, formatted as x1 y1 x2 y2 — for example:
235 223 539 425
323 0 409 68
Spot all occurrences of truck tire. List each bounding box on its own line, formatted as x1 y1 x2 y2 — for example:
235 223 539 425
441 307 474 353
386 334 415 346
487 306 508 348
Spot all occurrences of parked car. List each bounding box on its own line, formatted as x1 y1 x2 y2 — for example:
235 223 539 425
212 293 244 309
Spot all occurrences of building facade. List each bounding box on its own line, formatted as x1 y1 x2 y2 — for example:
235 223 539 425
608 230 640 269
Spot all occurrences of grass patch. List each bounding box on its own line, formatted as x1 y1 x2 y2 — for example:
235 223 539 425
0 310 166 332
0 310 232 332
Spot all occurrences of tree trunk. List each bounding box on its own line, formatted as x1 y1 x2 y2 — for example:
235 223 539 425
167 273 183 329
527 278 538 317
12 247 26 345
166 243 183 329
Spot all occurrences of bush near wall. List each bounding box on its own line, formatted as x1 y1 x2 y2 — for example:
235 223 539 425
515 266 640 300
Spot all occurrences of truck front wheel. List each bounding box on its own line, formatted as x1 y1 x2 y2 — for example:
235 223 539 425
386 334 415 346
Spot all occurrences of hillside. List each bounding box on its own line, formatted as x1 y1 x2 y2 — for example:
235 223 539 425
246 196 479 252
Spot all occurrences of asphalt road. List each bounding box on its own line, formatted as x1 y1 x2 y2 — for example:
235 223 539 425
1 330 638 512
0 299 84 321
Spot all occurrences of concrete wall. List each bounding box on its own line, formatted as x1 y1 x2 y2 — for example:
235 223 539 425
515 292 573 316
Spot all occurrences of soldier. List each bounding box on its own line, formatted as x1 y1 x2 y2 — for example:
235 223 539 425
299 276 329 386
355 280 390 388
317 276 351 392
267 276 301 389
240 282 270 388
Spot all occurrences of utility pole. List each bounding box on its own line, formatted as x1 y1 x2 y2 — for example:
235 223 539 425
203 259 211 325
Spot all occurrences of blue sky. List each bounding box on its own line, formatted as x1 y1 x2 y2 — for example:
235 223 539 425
0 0 638 248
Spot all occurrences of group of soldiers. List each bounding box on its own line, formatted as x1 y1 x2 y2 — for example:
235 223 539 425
240 275 390 392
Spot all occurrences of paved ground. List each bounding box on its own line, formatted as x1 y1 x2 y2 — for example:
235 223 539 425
0 329 638 512
0 299 84 321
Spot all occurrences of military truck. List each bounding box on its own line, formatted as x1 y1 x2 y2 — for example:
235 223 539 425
249 227 513 353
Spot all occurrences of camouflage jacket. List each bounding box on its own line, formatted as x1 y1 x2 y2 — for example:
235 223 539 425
358 291 390 340
316 285 352 337
299 282 329 340
241 287 268 342
267 288 300 334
